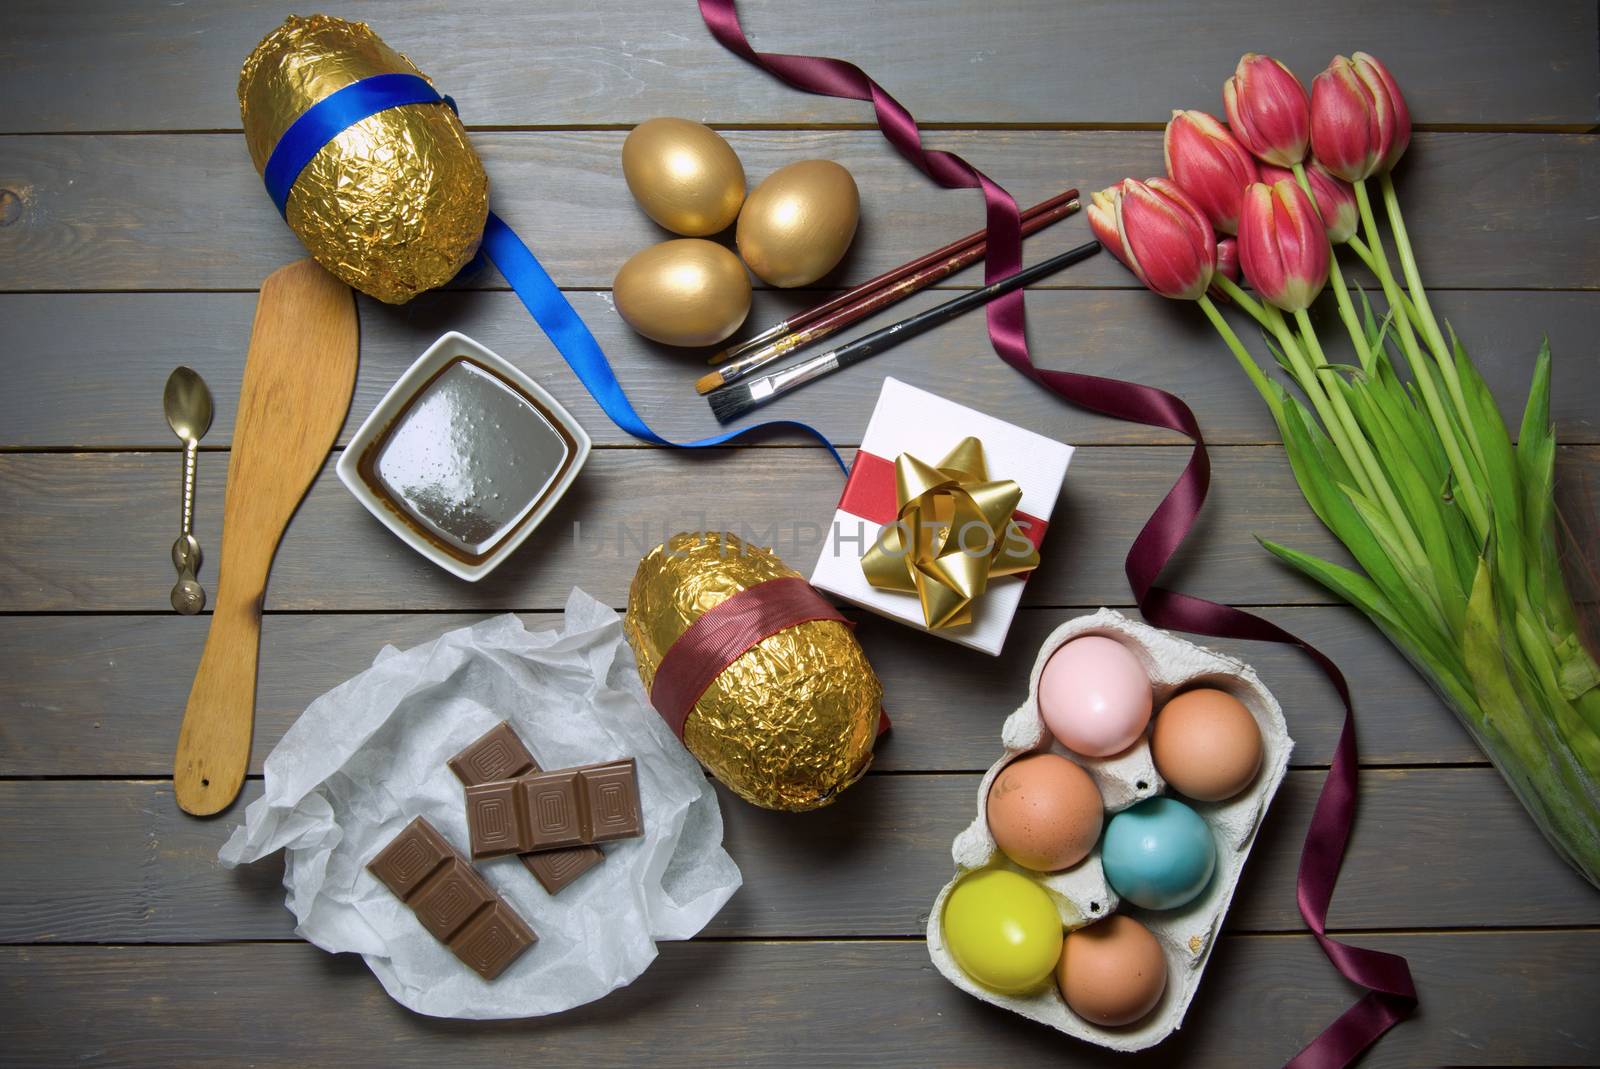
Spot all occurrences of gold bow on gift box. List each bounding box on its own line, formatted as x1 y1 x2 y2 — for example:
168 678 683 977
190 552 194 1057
860 437 1039 629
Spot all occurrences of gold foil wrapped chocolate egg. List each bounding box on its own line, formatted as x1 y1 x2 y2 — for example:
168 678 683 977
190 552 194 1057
625 532 882 811
238 15 489 304
622 118 746 236
737 159 860 287
613 239 752 347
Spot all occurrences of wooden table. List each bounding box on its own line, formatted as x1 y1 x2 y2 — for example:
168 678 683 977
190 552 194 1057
3 2 1598 1065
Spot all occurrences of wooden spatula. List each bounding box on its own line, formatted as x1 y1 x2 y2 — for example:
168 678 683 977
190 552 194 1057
174 259 358 815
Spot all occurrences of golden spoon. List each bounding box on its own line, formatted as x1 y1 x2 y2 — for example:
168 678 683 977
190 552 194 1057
164 366 214 614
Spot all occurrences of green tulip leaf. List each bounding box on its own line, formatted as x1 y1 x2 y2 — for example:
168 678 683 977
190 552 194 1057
1462 555 1536 762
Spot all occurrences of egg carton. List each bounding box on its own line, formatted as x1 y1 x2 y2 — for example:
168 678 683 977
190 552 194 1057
926 608 1293 1052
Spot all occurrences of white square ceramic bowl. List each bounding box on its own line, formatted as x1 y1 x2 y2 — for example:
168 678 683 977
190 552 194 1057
336 331 590 582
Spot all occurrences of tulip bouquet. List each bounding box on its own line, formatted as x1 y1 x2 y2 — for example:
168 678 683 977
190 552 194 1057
1090 53 1600 885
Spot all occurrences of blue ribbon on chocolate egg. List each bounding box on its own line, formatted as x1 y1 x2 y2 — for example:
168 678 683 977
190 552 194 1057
261 73 847 473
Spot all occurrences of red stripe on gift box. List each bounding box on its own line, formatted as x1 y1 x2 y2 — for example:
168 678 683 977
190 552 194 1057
840 451 1048 548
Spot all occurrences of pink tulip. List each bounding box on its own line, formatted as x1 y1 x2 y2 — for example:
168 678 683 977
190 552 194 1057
1310 53 1411 182
1237 179 1330 312
1208 236 1239 303
1088 178 1216 301
1164 109 1259 234
1215 237 1239 283
1086 184 1128 262
1223 53 1312 167
1259 162 1357 244
1354 52 1411 172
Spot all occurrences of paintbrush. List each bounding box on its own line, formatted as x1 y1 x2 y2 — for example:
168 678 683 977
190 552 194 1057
705 188 1080 369
707 240 1100 425
697 195 1080 395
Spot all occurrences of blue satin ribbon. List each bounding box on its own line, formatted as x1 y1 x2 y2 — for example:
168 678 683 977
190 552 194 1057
263 73 453 216
261 73 846 471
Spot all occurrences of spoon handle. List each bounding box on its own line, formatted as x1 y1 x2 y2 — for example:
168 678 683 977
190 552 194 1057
179 439 199 540
171 571 206 615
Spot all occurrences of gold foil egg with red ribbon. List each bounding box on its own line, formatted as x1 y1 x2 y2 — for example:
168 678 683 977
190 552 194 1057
238 14 488 304
737 159 860 287
624 532 883 811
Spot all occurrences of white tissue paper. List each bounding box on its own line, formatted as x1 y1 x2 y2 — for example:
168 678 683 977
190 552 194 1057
218 588 742 1019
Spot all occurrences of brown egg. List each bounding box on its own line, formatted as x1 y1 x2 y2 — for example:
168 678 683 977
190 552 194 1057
986 753 1103 872
613 239 752 347
1151 688 1264 802
1057 914 1167 1027
737 160 860 287
622 118 746 236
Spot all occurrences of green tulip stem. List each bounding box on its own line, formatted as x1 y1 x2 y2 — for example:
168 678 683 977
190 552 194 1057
1291 163 1373 371
1211 274 1271 329
1293 305 1427 566
1380 172 1487 471
1196 294 1281 422
1346 235 1424 335
1354 178 1491 539
1261 304 1379 502
1210 275 1397 526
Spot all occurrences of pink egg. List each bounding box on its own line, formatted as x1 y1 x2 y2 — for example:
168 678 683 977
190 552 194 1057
1037 636 1153 756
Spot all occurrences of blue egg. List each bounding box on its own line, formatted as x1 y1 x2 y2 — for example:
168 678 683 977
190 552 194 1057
1102 797 1216 910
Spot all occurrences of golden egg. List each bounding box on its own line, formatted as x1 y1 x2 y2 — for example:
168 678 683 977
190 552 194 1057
613 239 752 347
622 118 746 236
737 159 860 288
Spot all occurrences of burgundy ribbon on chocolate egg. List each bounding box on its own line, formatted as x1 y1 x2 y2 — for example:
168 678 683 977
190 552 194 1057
651 576 849 738
697 4 1416 1065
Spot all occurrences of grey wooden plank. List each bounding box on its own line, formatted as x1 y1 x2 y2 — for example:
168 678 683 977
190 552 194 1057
4 0 1595 132
3 131 1595 292
0 445 1347 611
4 445 1596 613
3 935 1595 1067
2 770 1592 945
1 288 1592 451
0 605 1485 775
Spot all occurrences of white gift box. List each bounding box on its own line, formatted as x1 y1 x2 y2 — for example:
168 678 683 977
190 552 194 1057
809 377 1074 655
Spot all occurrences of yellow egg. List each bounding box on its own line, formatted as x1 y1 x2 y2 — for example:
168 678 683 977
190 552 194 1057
941 868 1063 994
737 160 860 288
613 239 752 348
622 118 746 236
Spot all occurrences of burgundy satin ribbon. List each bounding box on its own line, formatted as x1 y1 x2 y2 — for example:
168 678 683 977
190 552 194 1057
650 576 849 738
698 4 1417 1064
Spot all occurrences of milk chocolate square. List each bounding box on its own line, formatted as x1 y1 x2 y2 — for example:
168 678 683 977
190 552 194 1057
367 817 453 900
448 721 536 785
411 858 493 942
453 902 537 981
581 762 644 843
521 771 586 851
464 780 525 859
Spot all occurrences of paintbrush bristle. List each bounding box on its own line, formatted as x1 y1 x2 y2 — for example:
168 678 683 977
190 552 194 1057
694 368 726 395
706 380 760 425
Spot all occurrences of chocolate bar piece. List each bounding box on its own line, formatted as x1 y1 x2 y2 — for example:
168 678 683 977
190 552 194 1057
448 722 605 894
466 757 643 860
367 817 536 980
